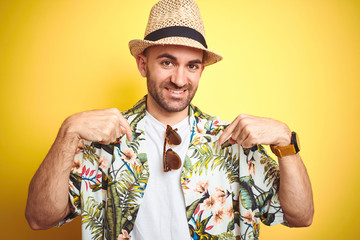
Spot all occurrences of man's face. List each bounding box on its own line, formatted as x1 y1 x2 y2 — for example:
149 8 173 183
137 45 204 113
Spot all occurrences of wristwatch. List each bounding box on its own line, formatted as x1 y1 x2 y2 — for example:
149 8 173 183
270 132 300 158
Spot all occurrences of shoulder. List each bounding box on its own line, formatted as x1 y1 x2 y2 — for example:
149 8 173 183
190 104 230 138
122 97 147 119
190 104 229 125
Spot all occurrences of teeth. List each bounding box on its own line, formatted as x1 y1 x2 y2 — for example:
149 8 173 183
169 89 184 94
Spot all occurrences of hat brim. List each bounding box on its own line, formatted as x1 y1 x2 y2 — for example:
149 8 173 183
129 37 222 66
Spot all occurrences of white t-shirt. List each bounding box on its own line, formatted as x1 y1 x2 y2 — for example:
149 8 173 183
130 112 192 240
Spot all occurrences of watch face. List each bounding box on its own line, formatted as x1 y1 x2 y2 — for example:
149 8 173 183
292 132 300 152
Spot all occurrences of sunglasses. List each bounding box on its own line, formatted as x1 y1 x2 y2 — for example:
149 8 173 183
163 125 182 172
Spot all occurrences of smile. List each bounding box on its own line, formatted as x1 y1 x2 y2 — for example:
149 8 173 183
167 88 186 94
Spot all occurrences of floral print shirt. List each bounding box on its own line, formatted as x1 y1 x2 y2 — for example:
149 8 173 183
58 96 285 240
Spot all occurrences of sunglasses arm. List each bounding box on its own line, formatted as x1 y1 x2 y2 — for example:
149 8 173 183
163 136 169 172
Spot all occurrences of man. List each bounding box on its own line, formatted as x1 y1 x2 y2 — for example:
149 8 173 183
25 0 314 239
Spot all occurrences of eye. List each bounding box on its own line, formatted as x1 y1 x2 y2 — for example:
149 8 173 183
188 64 200 71
161 60 173 67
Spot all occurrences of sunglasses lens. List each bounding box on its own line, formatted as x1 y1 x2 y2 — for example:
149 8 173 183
165 149 181 170
164 125 182 172
166 126 181 145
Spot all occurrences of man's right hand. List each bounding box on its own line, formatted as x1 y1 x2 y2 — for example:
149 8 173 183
61 108 133 145
25 107 132 230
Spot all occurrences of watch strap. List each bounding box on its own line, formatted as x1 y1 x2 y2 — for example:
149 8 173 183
270 144 296 158
270 131 300 158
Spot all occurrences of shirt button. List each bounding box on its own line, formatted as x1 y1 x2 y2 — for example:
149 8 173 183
127 215 132 221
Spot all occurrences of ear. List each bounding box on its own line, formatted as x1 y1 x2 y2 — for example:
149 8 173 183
199 64 205 77
136 54 147 77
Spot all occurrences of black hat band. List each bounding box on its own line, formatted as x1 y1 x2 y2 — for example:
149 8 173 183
144 26 208 49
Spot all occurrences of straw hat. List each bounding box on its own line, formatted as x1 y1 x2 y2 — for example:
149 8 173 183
128 0 222 66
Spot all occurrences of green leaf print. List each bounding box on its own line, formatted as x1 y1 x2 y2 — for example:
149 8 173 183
190 142 239 184
106 156 149 239
186 198 203 221
258 145 280 190
82 196 105 240
239 176 256 210
137 153 147 164
255 190 273 213
83 144 99 165
106 177 123 239
184 155 193 172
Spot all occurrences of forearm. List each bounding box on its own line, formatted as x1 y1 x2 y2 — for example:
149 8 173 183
25 125 79 230
278 153 314 227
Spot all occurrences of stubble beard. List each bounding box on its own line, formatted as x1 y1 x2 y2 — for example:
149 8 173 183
146 70 197 113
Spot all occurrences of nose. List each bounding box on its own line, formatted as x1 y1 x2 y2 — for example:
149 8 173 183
170 66 186 88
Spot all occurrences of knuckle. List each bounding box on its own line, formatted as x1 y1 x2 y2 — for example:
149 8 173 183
242 124 251 134
247 129 257 140
114 131 121 139
97 136 105 143
248 139 255 146
109 115 119 125
100 140 110 145
243 144 251 149
231 131 238 140
108 108 120 115
102 128 113 139
238 113 247 119
242 140 253 149
109 136 116 143
237 119 249 129
240 117 250 125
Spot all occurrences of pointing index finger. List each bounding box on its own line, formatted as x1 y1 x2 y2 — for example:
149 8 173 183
112 109 132 142
217 121 237 146
119 115 132 142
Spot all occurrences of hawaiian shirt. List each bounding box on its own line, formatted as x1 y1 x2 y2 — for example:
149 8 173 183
58 96 285 240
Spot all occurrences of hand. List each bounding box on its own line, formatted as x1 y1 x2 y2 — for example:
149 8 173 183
217 114 291 148
61 108 132 145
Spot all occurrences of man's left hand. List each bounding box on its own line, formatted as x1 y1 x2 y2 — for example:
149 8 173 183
217 114 292 148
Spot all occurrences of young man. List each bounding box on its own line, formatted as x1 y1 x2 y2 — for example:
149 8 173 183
26 0 314 239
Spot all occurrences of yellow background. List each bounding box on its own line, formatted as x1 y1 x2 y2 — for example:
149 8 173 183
0 0 359 239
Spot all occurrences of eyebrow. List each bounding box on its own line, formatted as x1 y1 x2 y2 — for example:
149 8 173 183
189 59 202 64
156 53 203 64
156 53 176 60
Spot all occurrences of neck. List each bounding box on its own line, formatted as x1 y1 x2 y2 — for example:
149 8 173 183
146 95 189 126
